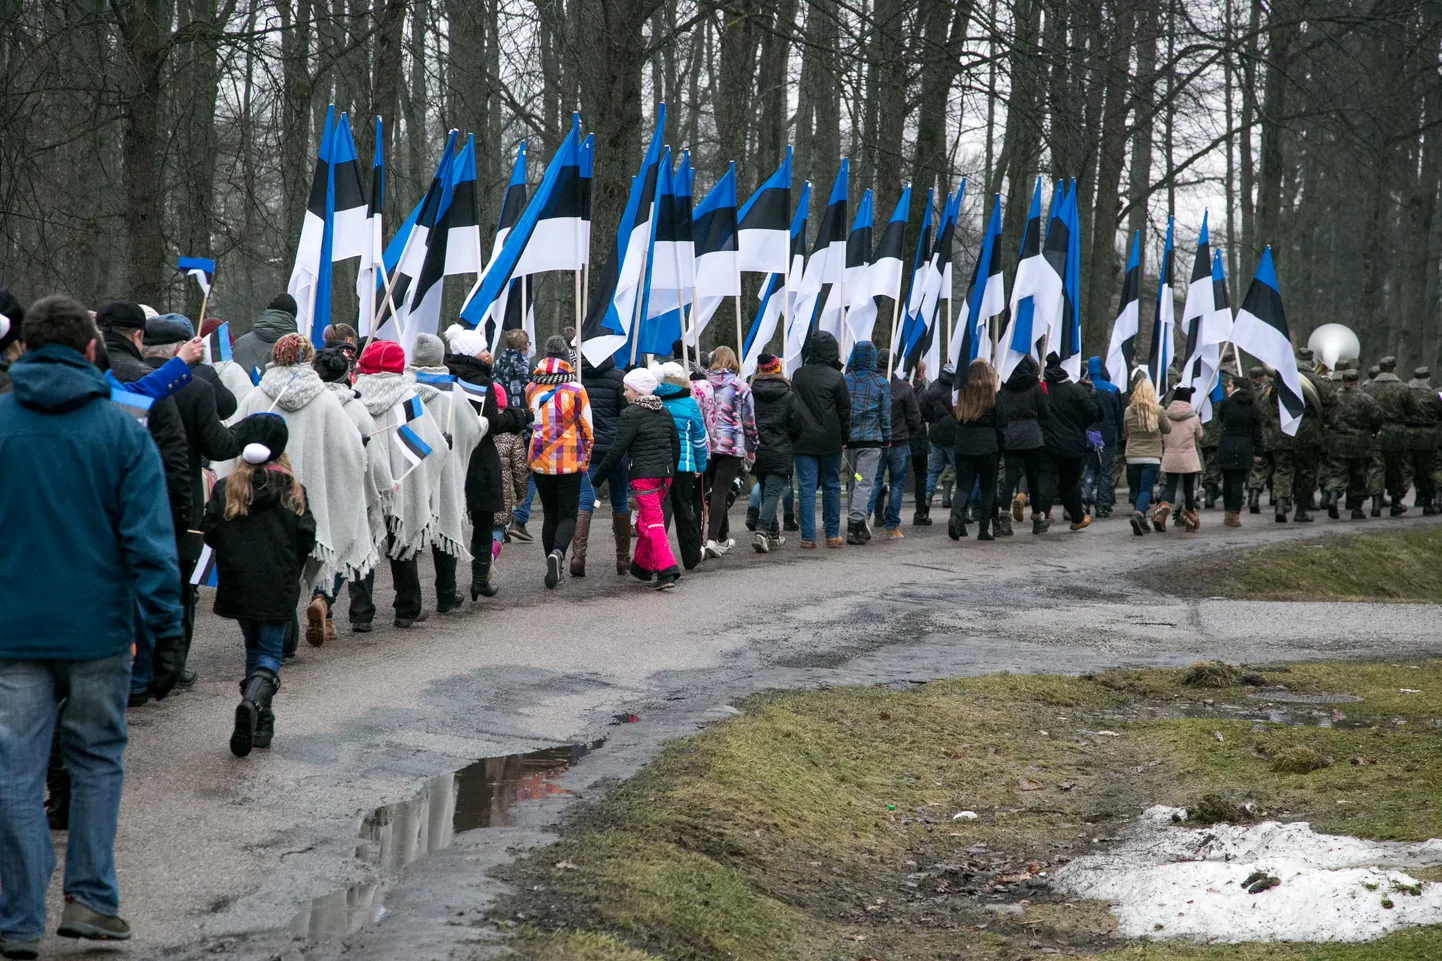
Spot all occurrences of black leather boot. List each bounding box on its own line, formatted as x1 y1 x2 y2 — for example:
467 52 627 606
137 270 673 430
1247 489 1261 514
231 668 278 758
1371 494 1384 518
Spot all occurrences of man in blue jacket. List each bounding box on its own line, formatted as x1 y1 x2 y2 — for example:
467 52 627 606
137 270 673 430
1082 355 1126 517
0 296 182 955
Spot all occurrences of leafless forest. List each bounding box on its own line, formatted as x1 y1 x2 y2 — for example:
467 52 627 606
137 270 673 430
2 0 1439 364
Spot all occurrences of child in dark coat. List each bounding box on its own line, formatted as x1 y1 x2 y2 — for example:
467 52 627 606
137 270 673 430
591 368 682 589
201 414 316 757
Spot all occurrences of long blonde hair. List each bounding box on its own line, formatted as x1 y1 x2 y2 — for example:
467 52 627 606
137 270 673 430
708 345 740 374
1128 378 1161 433
953 360 997 422
224 454 307 519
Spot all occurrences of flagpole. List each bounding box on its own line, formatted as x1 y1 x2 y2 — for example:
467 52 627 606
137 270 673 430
680 302 691 372
944 295 953 369
371 262 404 335
780 272 791 369
628 242 650 369
839 273 848 362
573 268 584 382
733 295 744 363
885 295 901 379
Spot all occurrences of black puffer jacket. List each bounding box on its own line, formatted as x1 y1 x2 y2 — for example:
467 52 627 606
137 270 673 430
201 473 316 621
583 356 627 454
1216 385 1264 470
889 375 924 445
104 331 192 537
146 356 242 527
751 373 799 478
954 403 1007 457
450 353 532 517
592 399 679 480
790 331 851 456
1041 362 1103 459
996 360 1049 452
920 368 957 447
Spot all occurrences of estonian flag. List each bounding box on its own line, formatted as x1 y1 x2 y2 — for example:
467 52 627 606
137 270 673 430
476 141 529 349
1033 180 1071 363
579 104 666 366
821 186 871 344
326 112 370 265
736 147 792 275
791 159 849 346
1231 246 1304 436
357 116 385 337
1104 231 1141 387
378 131 458 343
396 394 426 423
455 378 488 413
413 370 454 387
847 185 910 345
250 365 262 386
1057 181 1083 380
190 544 219 588
637 147 694 356
511 113 588 278
110 386 154 426
287 106 335 346
580 132 594 266
951 193 1006 391
997 177 1046 380
916 188 960 378
1147 216 1176 390
395 422 434 468
690 161 740 337
745 180 810 377
893 189 934 358
177 257 214 297
403 132 482 356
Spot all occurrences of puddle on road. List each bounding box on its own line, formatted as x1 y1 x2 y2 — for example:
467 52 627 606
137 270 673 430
289 740 602 939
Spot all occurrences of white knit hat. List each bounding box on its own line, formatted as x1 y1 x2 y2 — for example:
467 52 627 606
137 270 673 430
623 367 658 396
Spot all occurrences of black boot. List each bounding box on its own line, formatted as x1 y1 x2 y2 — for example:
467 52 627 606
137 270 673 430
470 552 498 600
1248 489 1261 514
1294 504 1313 522
845 521 862 545
913 497 933 526
745 505 759 532
1371 494 1384 518
1275 497 1289 522
977 516 994 541
947 510 968 540
253 676 279 749
941 481 954 508
1204 490 1216 509
231 668 278 758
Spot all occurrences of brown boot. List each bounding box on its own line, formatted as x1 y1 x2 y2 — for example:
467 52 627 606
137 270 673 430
1182 508 1200 533
1151 502 1170 533
570 511 592 577
1224 511 1241 528
612 513 632 575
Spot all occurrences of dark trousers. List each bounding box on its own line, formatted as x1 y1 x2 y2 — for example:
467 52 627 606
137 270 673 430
952 453 999 526
911 446 929 509
1381 450 1408 500
432 545 458 606
1222 469 1248 512
1412 449 1437 504
1036 454 1085 520
1003 449 1042 508
533 471 582 557
705 454 744 542
1161 471 1199 511
348 534 422 624
177 532 202 669
663 472 705 570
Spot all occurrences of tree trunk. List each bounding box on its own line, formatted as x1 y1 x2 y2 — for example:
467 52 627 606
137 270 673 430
1084 0 1136 345
112 0 173 305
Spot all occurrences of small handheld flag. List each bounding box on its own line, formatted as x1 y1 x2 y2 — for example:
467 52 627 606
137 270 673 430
110 386 155 426
397 394 426 422
395 422 434 469
177 257 215 296
250 365 262 386
214 322 232 363
190 544 219 588
455 378 489 413
413 370 455 387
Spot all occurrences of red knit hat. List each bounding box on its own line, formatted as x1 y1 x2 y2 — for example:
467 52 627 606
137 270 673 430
358 339 405 374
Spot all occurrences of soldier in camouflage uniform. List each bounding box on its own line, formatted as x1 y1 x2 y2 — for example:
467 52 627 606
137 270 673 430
1324 369 1383 519
1363 356 1419 517
1259 349 1326 522
1298 348 1333 511
1244 366 1272 512
1406 366 1442 515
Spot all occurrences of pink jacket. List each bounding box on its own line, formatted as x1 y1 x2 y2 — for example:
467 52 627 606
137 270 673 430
1160 400 1205 474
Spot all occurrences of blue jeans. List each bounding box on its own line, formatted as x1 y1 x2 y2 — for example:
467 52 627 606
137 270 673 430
1083 446 1117 510
868 445 911 529
748 479 794 520
240 620 286 677
795 454 842 542
1129 463 1160 514
582 453 629 514
512 475 537 525
0 654 131 939
755 474 790 534
925 445 956 500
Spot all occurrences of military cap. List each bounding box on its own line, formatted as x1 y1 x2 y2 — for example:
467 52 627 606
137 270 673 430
1342 369 1360 382
1379 356 1398 370
1369 365 1381 376
1415 366 1431 379
1295 347 1314 363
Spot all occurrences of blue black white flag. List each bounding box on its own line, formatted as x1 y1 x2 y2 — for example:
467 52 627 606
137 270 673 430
1231 247 1303 436
997 177 1046 379
177 257 214 297
791 159 849 347
377 131 457 344
395 422 434 468
357 117 386 336
1147 217 1176 390
892 189 934 358
403 133 482 356
455 378 488 413
747 180 809 378
475 141 529 349
737 148 792 275
691 161 740 336
190 543 219 588
951 194 1006 391
1104 231 1142 387
847 185 909 345
511 114 589 278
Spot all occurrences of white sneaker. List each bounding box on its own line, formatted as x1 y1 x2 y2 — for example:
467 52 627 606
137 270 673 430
751 532 769 554
769 533 786 549
721 537 735 553
703 539 723 559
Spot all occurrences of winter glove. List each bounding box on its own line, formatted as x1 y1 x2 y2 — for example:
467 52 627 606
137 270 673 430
150 635 185 700
443 433 454 449
476 414 491 442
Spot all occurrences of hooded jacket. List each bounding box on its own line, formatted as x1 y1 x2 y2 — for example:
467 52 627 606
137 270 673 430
750 373 800 478
1160 399 1206 473
103 329 193 537
0 345 181 659
1215 385 1264 470
843 341 891 447
996 360 1049 452
888 373 924 445
656 381 709 473
201 469 317 621
583 356 627 453
705 368 759 458
790 331 851 456
526 357 593 474
449 353 532 518
230 308 297 375
1086 356 1125 447
1041 361 1104 459
920 368 958 447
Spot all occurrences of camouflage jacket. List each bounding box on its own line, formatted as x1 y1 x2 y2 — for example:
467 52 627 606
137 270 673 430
1363 373 1419 451
1325 385 1382 458
1260 366 1325 451
1407 379 1442 450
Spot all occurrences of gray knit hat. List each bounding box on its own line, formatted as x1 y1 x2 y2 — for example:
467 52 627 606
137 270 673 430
411 332 445 367
544 334 571 359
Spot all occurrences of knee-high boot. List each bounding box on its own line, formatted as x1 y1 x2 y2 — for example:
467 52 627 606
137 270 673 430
570 511 592 577
612 513 632 575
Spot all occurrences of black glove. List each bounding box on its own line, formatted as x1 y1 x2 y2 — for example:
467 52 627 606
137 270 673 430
150 636 185 700
443 433 454 449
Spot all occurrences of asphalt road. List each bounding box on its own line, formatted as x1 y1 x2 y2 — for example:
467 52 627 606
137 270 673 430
27 501 1442 960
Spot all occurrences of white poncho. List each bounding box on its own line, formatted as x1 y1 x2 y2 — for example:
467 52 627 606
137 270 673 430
325 381 395 553
410 367 484 561
353 372 449 560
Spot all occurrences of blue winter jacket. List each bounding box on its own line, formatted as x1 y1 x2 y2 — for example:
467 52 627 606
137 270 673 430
656 381 709 473
0 345 182 660
843 341 892 447
104 355 192 399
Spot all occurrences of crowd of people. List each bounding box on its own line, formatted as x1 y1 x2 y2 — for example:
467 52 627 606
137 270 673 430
2 287 1439 958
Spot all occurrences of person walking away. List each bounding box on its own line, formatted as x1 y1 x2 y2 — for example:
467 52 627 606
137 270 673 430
948 360 1006 541
1123 373 1171 533
1406 366 1442 514
1326 370 1384 518
917 363 957 522
790 331 851 548
230 294 299 375
591 368 682 588
1365 355 1420 517
996 355 1049 536
348 339 447 627
1157 386 1205 531
580 353 631 574
495 330 538 541
1261 349 1327 522
842 341 891 544
907 360 932 525
201 415 316 757
1244 366 1273 513
1215 374 1264 526
526 336 593 587
655 362 708 569
1037 353 1101 533
870 348 922 538
702 347 758 557
0 297 183 954
749 353 799 552
1082 357 1124 517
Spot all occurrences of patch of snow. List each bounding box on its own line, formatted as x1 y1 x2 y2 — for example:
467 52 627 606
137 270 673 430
1051 811 1442 942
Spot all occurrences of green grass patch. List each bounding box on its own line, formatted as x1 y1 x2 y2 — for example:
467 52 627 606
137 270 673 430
1152 529 1442 602
492 662 1442 960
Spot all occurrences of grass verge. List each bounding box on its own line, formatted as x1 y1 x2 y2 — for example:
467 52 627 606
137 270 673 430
1149 529 1442 602
491 661 1442 960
